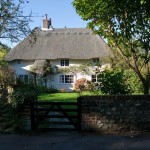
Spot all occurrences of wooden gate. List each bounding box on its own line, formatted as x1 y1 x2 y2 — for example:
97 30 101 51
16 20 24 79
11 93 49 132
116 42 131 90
30 100 81 132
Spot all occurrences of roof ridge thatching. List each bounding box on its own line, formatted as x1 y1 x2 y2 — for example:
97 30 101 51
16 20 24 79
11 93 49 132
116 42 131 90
5 28 112 61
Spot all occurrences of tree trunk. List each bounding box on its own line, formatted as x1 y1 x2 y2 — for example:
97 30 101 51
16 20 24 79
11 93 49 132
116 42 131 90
143 81 149 94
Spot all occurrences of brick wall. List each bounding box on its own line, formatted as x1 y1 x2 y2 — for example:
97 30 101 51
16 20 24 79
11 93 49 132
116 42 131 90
78 95 150 134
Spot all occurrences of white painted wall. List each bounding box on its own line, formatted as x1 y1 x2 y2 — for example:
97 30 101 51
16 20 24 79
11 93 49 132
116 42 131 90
49 59 93 91
8 59 107 91
9 60 34 75
50 59 91 67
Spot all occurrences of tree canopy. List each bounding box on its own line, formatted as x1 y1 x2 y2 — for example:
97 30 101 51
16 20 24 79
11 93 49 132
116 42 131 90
73 0 150 94
0 43 9 66
0 0 31 43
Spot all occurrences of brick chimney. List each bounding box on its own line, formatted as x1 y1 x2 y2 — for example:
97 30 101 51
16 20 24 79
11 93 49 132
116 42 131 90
42 14 53 30
43 14 50 29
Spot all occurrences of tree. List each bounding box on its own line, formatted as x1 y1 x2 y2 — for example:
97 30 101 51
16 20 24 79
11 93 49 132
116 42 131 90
0 44 15 101
0 43 9 66
102 51 143 94
0 66 15 101
0 0 31 43
73 0 150 94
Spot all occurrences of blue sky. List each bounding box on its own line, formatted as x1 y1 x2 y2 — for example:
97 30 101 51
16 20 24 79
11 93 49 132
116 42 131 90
2 0 88 47
24 0 88 29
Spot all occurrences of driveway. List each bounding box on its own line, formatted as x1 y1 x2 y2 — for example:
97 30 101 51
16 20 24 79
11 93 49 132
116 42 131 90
0 132 150 150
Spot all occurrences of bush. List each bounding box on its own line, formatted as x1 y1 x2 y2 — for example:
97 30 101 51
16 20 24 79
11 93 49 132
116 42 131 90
37 85 59 93
10 84 40 107
124 69 143 94
98 69 131 95
74 78 93 94
47 87 59 93
0 101 19 133
0 66 15 101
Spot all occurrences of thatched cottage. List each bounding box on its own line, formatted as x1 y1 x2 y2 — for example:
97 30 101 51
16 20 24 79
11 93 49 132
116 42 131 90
5 15 111 91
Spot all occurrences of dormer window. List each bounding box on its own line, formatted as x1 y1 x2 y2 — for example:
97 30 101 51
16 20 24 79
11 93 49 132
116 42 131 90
60 59 69 66
93 58 99 64
17 60 22 64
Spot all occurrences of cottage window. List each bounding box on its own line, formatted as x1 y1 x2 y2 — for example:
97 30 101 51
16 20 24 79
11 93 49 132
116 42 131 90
91 75 97 82
60 59 69 66
19 75 28 84
93 58 99 64
59 75 73 83
24 75 29 84
19 75 24 81
17 60 22 64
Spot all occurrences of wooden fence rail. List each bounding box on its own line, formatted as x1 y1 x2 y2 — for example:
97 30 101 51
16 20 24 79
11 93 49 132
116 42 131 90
30 99 81 132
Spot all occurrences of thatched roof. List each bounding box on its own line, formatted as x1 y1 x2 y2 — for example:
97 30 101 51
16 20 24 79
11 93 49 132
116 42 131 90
5 28 111 61
31 60 47 75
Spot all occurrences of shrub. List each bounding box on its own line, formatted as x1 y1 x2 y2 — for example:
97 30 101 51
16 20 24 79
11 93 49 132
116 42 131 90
74 78 92 94
98 69 131 95
0 101 20 133
124 69 143 94
59 88 66 93
47 87 59 93
10 84 40 107
0 66 15 101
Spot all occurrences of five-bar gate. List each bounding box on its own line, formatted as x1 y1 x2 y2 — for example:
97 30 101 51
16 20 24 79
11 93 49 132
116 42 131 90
31 100 81 132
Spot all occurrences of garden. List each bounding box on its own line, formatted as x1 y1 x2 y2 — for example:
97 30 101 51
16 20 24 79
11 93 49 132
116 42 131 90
0 0 150 133
0 65 147 133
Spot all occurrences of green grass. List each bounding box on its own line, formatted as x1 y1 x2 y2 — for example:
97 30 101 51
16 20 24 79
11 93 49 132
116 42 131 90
37 92 91 121
38 92 78 102
38 92 91 102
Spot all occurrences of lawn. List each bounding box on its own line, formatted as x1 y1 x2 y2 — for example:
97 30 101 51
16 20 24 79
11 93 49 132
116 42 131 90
38 92 91 102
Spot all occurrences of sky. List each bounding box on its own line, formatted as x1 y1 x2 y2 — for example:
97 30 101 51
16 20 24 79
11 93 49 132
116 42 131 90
23 0 88 29
1 0 88 47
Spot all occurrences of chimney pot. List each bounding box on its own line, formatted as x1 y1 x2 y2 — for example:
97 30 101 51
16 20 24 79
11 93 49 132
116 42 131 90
45 14 48 19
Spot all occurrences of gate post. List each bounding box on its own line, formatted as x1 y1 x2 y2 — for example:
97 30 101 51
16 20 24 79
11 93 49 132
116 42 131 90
30 100 35 131
77 97 82 132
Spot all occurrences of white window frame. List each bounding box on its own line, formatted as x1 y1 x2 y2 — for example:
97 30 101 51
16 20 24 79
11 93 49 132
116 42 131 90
91 74 97 83
92 58 99 64
59 75 74 83
19 75 29 84
60 59 69 66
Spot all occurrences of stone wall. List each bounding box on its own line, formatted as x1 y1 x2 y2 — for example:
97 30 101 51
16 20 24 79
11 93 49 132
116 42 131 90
78 95 150 134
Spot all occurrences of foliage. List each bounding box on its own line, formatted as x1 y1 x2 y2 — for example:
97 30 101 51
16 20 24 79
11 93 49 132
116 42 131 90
0 0 31 43
0 66 15 101
98 69 131 95
10 84 40 107
0 43 15 101
124 69 143 94
59 88 66 93
0 43 9 66
37 85 59 93
59 64 90 75
29 60 56 87
102 53 143 94
73 0 150 94
0 66 15 85
74 78 93 95
0 101 19 133
30 60 54 76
